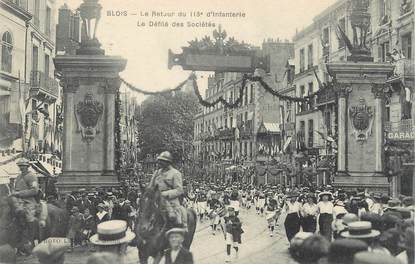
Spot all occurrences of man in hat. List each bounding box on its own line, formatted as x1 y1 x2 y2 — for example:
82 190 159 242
160 227 194 264
90 220 136 264
149 151 187 229
32 237 70 264
9 158 39 248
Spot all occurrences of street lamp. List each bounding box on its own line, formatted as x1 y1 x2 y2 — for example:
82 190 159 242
77 0 104 55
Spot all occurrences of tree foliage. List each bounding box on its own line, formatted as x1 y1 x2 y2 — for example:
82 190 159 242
137 91 200 163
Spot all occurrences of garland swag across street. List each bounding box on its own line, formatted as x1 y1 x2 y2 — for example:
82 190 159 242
121 72 320 108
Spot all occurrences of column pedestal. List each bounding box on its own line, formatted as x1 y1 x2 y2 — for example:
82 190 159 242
328 62 393 193
54 55 126 192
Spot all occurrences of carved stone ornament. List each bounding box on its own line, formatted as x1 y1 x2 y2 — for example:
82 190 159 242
74 92 104 143
337 83 353 98
349 97 374 142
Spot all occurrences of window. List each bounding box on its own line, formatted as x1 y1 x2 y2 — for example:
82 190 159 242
325 111 332 135
32 46 39 72
44 54 50 77
1 32 13 73
322 27 330 55
45 7 51 36
299 121 306 147
250 84 254 103
34 0 40 27
249 142 253 158
308 82 314 110
299 48 305 72
379 0 390 25
307 44 313 69
308 119 314 147
338 18 346 49
402 33 412 59
380 41 390 62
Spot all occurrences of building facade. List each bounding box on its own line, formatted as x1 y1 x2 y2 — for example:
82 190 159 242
1 0 62 177
193 39 294 185
286 0 414 195
369 0 414 196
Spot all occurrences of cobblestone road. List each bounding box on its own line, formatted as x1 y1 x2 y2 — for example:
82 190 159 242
18 208 297 264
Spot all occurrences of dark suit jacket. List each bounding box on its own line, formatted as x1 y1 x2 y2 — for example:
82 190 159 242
163 247 193 264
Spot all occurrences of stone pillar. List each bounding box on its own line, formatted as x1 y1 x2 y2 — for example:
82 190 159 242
337 84 351 174
62 79 78 171
54 55 126 192
372 84 385 174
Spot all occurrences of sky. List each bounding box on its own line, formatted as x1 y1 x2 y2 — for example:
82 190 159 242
58 0 337 102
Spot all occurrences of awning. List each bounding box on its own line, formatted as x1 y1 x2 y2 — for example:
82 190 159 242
263 123 280 133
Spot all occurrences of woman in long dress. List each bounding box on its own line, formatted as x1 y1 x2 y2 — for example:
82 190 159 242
283 192 301 242
301 194 318 233
317 192 334 241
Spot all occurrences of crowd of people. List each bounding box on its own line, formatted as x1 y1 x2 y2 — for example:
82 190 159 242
1 156 413 264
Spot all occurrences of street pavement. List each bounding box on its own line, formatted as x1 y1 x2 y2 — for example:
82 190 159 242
18 207 297 264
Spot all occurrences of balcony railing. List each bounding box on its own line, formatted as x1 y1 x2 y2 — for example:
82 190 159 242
30 71 59 99
385 119 414 133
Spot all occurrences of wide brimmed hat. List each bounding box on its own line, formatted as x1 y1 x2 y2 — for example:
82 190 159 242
318 239 368 264
16 158 30 166
33 237 70 264
90 220 135 245
165 227 187 238
340 221 380 239
318 191 333 198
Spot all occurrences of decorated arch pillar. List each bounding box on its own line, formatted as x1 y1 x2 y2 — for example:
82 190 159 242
54 0 127 192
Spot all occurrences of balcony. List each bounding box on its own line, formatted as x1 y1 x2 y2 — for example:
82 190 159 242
30 71 59 102
219 128 235 139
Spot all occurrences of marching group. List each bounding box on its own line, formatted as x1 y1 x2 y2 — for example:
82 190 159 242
184 182 414 264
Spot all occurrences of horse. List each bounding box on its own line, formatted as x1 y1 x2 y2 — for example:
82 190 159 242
135 185 197 264
0 183 69 254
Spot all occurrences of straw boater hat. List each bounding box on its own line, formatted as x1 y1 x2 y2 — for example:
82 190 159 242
340 221 380 239
32 237 70 264
90 220 135 245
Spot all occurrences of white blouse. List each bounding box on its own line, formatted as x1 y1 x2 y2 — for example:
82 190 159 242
317 201 334 214
302 203 318 216
284 201 302 214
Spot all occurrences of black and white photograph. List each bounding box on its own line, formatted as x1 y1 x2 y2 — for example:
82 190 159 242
0 0 414 263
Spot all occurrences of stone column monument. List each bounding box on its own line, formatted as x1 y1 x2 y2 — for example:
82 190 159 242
328 0 393 192
54 0 126 191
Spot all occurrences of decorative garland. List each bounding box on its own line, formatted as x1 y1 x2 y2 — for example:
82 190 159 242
120 76 190 95
120 73 323 109
191 74 246 109
245 75 319 102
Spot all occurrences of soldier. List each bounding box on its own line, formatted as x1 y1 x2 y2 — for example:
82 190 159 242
9 158 39 248
149 151 188 230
